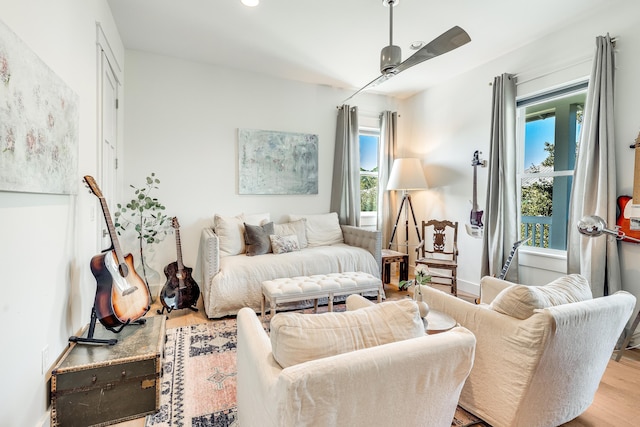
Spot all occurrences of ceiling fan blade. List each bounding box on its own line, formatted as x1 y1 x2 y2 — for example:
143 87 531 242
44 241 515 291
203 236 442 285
394 26 471 74
342 73 393 103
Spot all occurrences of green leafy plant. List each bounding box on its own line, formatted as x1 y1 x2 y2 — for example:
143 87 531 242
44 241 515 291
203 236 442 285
399 264 432 291
114 173 170 283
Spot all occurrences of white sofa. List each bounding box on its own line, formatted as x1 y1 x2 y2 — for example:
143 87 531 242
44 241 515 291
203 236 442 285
196 212 381 318
420 274 637 427
236 299 476 427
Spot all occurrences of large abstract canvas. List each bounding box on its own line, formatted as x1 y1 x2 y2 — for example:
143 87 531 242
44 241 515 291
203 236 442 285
238 128 318 195
0 19 79 194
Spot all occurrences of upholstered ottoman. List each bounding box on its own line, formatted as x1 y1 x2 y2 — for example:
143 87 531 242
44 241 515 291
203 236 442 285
261 272 384 321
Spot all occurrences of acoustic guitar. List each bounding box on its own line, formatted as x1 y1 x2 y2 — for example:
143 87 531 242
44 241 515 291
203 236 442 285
159 217 200 314
84 176 151 331
616 132 640 243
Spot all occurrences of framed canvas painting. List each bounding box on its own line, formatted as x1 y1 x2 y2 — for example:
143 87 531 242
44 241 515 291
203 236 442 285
0 19 79 195
238 128 318 195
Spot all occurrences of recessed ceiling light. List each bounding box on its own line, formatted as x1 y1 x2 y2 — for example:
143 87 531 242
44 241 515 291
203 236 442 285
410 41 424 50
242 0 259 7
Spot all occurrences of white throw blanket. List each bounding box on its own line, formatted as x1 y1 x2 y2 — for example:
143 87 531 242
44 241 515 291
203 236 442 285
205 244 379 318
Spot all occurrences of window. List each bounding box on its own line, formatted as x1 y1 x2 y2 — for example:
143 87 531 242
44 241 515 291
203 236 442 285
359 129 379 229
517 81 587 250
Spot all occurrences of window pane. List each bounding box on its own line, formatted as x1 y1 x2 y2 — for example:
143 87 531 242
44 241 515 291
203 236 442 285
359 135 378 172
359 133 379 213
520 175 572 250
518 84 586 252
524 116 555 172
360 174 378 212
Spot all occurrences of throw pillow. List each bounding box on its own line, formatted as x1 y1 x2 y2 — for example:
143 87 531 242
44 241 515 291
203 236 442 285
270 299 424 368
214 213 245 257
288 212 344 247
244 222 274 256
273 219 308 248
269 234 300 254
490 274 592 319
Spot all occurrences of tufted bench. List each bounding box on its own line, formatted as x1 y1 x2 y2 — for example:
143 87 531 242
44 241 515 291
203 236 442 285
261 272 384 322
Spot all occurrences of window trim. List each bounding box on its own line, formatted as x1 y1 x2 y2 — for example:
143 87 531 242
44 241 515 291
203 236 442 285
515 80 588 252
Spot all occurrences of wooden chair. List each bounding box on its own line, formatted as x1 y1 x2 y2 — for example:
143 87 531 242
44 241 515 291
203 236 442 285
415 219 458 296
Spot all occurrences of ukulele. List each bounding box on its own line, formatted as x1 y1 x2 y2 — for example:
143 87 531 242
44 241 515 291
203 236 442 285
159 217 200 314
616 132 640 243
84 176 151 331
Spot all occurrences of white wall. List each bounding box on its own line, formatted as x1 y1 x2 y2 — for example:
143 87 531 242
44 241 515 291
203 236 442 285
120 50 397 294
396 0 640 301
0 1 123 426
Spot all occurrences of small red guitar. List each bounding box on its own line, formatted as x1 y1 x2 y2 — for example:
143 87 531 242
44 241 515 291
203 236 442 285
158 217 200 314
616 132 640 243
84 176 151 331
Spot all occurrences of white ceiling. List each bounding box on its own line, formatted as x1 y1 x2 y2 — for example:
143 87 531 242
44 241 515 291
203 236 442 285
107 0 611 100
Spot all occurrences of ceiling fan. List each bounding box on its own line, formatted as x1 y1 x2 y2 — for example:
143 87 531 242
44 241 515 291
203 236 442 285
344 0 471 102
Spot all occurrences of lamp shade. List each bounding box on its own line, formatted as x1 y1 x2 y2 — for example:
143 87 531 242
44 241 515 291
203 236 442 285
386 158 428 190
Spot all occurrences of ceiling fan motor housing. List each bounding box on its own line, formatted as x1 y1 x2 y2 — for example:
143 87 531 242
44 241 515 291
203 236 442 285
380 45 401 74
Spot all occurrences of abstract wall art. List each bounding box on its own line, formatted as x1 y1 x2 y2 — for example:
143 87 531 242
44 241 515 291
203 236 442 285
238 128 318 195
0 19 79 195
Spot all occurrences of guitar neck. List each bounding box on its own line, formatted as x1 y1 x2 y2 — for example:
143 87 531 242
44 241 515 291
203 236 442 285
634 139 640 202
175 228 185 273
98 196 125 263
472 165 478 211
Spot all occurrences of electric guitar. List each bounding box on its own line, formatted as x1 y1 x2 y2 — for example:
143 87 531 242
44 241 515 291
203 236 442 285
497 237 531 280
159 217 200 314
84 176 151 331
616 132 640 243
470 150 484 228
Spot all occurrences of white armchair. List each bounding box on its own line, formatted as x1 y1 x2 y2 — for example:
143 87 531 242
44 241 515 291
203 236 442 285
420 275 637 427
236 299 476 427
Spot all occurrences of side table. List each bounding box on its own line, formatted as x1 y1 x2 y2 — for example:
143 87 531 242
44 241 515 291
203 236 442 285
425 310 457 335
381 249 408 285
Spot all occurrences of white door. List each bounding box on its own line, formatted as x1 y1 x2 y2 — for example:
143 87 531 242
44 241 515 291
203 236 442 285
99 50 119 250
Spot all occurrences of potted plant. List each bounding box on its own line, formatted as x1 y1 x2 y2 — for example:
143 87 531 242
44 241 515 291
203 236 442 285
114 173 170 298
399 264 431 318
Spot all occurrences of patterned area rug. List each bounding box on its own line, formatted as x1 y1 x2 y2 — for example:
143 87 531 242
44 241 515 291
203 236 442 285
145 314 487 427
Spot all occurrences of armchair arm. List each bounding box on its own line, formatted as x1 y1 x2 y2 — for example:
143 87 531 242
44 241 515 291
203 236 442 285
237 308 284 427
341 225 381 270
478 276 516 304
195 227 220 292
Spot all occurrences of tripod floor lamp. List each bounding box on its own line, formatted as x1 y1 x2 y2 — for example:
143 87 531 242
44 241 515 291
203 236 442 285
387 158 429 253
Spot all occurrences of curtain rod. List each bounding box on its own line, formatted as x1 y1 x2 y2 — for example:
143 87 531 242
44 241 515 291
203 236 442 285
489 36 617 86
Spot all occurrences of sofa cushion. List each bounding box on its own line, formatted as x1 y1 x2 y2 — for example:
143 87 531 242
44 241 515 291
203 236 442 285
244 222 274 256
273 219 308 249
288 212 344 247
490 274 593 319
270 299 424 368
270 234 300 254
214 214 245 257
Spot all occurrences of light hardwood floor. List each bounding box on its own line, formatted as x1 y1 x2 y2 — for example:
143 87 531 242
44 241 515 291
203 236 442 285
115 281 640 426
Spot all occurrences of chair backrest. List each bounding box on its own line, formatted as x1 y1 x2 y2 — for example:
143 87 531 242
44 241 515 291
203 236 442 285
420 219 458 258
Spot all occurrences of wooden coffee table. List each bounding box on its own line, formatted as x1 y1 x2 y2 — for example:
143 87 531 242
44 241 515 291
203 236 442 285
425 310 457 334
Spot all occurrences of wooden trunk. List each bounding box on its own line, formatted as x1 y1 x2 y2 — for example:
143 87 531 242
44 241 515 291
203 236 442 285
51 315 165 427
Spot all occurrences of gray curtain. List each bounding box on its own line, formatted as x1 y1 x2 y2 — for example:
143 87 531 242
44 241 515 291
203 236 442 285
331 105 360 226
378 111 398 248
567 34 620 297
481 73 519 281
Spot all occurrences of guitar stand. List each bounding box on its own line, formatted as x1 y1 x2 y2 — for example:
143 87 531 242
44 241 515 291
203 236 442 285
156 305 199 316
69 306 145 346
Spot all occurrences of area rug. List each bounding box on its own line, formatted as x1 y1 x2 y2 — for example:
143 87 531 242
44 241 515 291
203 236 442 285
145 314 487 427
